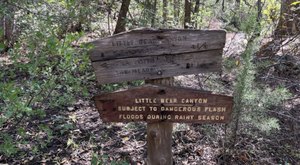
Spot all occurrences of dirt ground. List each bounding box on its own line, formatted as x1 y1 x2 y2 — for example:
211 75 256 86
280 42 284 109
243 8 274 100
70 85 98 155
1 27 299 164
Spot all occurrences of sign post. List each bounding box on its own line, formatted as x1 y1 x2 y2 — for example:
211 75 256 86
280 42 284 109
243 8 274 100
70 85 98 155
90 28 230 165
146 78 174 165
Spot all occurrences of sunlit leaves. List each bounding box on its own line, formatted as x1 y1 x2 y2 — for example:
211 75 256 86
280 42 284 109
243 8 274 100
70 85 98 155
263 0 281 23
291 1 300 5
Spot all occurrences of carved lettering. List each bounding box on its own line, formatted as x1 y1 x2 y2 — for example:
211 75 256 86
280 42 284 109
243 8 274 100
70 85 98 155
192 42 208 50
160 98 177 103
112 40 134 47
181 98 208 104
139 39 159 45
117 106 146 111
119 68 156 75
116 113 227 121
135 98 157 104
197 115 225 120
160 106 202 112
174 115 195 120
146 114 172 120
135 58 156 65
164 35 188 44
111 35 188 48
204 107 226 112
149 106 158 111
119 114 144 120
95 85 232 123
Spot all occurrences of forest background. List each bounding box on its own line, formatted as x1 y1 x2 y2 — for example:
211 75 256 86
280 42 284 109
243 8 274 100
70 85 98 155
0 0 299 164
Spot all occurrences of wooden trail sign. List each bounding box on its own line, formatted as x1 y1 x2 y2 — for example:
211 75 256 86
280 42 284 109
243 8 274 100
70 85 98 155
90 29 229 165
94 85 233 123
90 29 226 84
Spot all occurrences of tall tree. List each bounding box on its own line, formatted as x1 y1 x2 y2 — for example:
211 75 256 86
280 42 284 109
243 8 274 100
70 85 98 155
114 0 131 34
151 0 157 27
184 0 191 29
163 0 168 25
257 0 299 56
194 0 201 14
231 0 241 29
173 0 180 26
257 0 262 22
193 0 201 28
0 1 16 52
274 0 299 38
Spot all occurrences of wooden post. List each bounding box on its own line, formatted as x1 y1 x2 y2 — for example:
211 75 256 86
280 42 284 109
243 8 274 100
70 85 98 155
146 78 174 165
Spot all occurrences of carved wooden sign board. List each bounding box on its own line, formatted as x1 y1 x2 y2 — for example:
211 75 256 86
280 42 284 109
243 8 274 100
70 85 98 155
90 29 226 84
95 85 233 123
90 29 230 164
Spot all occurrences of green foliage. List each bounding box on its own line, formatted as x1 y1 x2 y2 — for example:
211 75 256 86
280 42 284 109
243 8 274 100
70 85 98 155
242 87 291 133
192 1 214 29
101 80 144 92
223 57 239 71
263 0 281 23
239 9 260 35
0 0 296 163
291 1 300 5
0 134 18 156
230 19 291 140
0 0 93 157
91 153 129 165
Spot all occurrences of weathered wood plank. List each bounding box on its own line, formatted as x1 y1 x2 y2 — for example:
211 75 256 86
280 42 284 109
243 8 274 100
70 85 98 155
90 29 226 62
92 49 222 84
94 85 233 123
147 122 173 165
146 78 174 165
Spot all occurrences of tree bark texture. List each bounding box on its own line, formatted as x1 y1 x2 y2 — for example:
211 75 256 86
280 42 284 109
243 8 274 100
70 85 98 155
194 0 200 14
184 0 191 29
257 0 262 22
257 0 299 57
146 78 174 165
230 0 241 29
151 0 157 27
193 0 201 28
163 0 168 25
114 0 131 34
173 0 180 25
0 1 16 52
274 0 300 38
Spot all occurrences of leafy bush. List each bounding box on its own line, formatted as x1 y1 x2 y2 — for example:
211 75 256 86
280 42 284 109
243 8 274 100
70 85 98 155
0 1 93 157
91 153 129 165
228 13 291 145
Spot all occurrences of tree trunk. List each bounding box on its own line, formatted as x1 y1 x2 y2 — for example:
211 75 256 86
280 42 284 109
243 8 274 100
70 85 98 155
184 0 191 29
257 0 299 57
0 1 16 52
163 0 168 25
254 0 262 36
173 0 179 26
274 0 299 38
142 0 151 26
151 0 157 28
194 0 201 28
114 0 131 34
0 16 5 52
194 0 200 14
257 0 262 23
230 0 241 29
